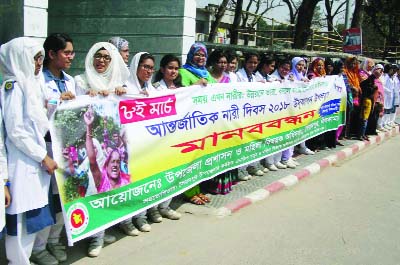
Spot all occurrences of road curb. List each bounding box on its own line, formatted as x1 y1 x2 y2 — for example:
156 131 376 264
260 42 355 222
216 125 399 218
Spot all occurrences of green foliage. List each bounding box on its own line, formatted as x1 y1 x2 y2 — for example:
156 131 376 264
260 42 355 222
54 108 87 147
54 105 120 148
63 170 88 203
364 0 400 46
311 5 326 30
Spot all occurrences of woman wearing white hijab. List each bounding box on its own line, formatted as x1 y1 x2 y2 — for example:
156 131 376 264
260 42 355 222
125 52 156 97
289 57 309 82
0 98 10 239
75 42 129 96
0 37 58 265
121 52 158 234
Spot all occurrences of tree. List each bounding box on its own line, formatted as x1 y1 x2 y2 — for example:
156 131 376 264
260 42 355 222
292 0 322 49
208 0 231 42
324 0 346 50
364 0 400 46
311 4 326 30
230 0 243 44
282 0 300 25
240 0 282 45
324 0 346 33
363 0 400 59
351 0 364 28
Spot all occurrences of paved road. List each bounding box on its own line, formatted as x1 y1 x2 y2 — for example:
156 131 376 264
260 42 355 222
61 136 400 265
1 135 399 265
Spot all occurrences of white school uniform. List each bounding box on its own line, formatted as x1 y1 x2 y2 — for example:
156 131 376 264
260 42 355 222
43 69 76 118
0 109 7 233
1 81 49 215
236 68 256 83
2 80 51 265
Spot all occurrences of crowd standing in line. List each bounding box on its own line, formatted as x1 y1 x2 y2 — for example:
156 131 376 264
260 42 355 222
0 36 399 264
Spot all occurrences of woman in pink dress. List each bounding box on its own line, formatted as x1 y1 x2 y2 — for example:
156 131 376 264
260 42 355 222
83 106 130 193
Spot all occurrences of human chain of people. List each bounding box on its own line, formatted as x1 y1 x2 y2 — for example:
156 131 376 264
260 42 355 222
0 32 398 265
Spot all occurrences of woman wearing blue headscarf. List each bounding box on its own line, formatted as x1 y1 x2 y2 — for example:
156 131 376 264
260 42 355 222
179 43 216 87
178 43 215 205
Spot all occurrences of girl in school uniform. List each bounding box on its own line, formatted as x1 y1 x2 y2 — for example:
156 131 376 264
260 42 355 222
32 33 77 265
75 42 129 97
0 105 10 239
0 37 58 265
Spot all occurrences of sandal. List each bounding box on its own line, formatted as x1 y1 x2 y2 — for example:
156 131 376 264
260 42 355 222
188 195 205 205
197 193 210 203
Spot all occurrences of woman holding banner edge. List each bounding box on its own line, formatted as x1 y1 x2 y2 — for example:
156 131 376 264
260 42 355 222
177 43 215 205
73 41 131 258
0 37 58 265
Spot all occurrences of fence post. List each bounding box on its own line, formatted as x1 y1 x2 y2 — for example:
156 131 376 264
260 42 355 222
310 30 314 51
270 19 274 47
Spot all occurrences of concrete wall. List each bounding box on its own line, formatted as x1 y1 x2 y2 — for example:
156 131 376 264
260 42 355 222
0 0 48 44
48 0 196 75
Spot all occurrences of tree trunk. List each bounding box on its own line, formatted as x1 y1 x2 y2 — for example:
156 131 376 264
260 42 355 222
293 0 321 49
351 0 364 28
208 0 230 42
283 0 296 24
231 0 243 45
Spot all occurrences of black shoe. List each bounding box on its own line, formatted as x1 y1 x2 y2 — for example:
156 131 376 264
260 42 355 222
336 141 344 146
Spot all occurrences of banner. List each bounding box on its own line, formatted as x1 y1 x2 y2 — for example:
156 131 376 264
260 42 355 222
343 28 362 54
50 76 346 245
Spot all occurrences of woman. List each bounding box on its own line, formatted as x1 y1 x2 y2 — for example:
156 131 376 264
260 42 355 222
255 55 276 82
236 52 259 82
108 36 130 66
382 64 398 130
84 107 130 192
177 44 214 205
307 57 326 80
307 58 340 149
366 64 384 134
153 54 182 89
0 104 10 239
342 56 362 139
73 42 129 257
332 60 348 141
126 52 156 96
359 58 375 82
75 42 129 97
207 49 230 83
325 58 334 75
146 54 184 221
179 42 216 87
0 37 58 265
288 57 313 164
359 75 378 140
264 59 293 171
226 51 239 82
202 49 239 195
32 32 76 264
125 51 160 231
83 106 133 256
235 52 267 178
290 57 309 82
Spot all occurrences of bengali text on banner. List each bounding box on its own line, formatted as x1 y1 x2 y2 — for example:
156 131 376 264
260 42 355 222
49 76 346 245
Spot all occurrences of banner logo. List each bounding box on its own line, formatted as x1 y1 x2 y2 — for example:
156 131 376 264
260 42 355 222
67 203 89 235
